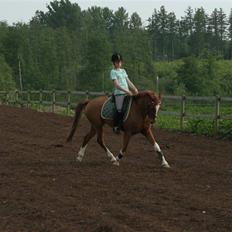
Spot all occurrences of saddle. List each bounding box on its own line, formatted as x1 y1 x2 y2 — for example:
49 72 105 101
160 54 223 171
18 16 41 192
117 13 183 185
101 96 132 121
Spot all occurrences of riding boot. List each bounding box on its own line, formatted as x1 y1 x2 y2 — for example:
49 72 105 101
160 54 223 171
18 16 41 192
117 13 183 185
113 111 124 134
118 112 124 130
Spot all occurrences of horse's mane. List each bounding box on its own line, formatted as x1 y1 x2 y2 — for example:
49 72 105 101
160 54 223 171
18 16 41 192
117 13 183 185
134 90 160 104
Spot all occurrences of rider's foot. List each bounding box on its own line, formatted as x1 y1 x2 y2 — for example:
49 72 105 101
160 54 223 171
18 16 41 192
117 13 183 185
113 126 121 134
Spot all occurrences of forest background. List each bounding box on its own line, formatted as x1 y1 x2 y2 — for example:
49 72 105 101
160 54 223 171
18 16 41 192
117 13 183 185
1 0 232 96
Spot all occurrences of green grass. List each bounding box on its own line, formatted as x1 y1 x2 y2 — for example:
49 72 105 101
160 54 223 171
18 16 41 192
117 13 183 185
156 101 232 139
156 115 181 131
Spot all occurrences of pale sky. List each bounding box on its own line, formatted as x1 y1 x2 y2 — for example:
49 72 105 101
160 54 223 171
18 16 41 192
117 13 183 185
0 0 231 25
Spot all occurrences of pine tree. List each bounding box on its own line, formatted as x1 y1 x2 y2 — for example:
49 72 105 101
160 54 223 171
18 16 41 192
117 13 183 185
218 8 228 56
184 6 194 36
147 9 160 59
228 9 232 59
129 12 142 30
167 12 178 60
112 7 129 31
158 6 169 59
208 9 217 53
192 7 207 55
33 0 82 31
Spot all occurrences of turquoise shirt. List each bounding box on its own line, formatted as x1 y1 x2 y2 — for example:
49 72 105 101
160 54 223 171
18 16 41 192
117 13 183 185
110 68 129 95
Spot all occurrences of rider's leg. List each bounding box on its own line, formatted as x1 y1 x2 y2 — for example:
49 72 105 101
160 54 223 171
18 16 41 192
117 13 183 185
113 95 126 133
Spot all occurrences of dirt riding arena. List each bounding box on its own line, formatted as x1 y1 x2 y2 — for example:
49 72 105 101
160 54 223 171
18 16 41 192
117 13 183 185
0 105 231 232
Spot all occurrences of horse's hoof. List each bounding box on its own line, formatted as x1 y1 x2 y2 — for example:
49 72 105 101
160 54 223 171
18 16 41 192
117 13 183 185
76 156 83 162
112 160 120 166
161 162 170 168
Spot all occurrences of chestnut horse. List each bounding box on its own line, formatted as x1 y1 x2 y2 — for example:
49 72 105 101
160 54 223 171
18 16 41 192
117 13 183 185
66 91 170 168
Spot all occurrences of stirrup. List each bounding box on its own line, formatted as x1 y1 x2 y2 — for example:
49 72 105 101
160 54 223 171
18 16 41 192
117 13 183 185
113 126 121 134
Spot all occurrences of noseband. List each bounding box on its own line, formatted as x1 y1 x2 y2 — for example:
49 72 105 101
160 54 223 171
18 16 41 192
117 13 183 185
147 100 159 123
138 92 160 123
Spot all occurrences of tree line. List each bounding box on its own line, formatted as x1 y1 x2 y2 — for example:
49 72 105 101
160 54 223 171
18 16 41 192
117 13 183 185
0 0 232 96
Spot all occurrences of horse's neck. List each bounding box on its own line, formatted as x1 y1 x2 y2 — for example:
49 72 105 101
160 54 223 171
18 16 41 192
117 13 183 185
134 97 148 119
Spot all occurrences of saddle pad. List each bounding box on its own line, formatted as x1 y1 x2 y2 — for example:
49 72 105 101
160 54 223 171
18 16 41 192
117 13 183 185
101 96 132 121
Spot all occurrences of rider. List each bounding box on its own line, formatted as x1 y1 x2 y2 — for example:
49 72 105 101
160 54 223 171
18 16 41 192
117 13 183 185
110 53 138 133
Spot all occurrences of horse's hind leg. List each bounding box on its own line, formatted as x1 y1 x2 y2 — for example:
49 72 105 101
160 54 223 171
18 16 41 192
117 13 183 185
76 126 96 162
96 127 119 166
142 128 170 168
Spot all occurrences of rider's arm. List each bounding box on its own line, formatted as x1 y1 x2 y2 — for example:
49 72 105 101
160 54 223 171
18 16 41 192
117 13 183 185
113 79 132 95
126 77 138 94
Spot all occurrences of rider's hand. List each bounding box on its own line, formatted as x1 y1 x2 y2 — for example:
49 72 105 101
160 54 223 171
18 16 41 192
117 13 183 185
127 90 133 96
133 88 138 95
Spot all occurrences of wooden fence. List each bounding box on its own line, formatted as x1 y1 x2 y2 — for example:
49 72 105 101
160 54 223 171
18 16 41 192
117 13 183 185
162 95 232 134
0 90 232 134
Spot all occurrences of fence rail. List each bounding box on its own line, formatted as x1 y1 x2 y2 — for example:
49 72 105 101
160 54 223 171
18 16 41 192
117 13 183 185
0 90 232 135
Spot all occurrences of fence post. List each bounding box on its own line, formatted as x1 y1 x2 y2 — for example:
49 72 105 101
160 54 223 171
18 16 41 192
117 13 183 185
180 96 186 130
214 96 221 135
86 90 89 100
156 76 159 93
52 90 56 113
67 90 71 115
15 90 19 106
27 90 30 108
6 91 9 105
39 89 43 111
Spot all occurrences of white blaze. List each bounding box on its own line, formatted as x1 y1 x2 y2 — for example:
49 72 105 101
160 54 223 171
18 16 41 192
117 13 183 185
155 103 161 117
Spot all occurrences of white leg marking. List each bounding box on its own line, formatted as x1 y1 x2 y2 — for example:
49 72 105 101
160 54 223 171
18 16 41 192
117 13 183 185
76 145 87 162
154 142 161 152
154 142 170 168
106 148 119 166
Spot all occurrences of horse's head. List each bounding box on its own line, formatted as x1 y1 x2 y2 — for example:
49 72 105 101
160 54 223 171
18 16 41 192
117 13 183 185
146 91 161 123
134 91 161 123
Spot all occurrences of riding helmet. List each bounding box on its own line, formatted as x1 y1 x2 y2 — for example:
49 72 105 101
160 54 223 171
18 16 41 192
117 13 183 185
111 53 123 62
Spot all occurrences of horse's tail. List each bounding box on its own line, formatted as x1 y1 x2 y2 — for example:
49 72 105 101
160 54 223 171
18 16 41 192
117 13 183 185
66 100 90 142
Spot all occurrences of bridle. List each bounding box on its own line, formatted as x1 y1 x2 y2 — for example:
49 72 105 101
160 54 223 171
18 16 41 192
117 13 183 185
134 91 161 124
147 97 161 124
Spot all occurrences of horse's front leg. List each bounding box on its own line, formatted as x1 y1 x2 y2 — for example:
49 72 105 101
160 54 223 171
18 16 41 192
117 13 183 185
116 132 131 162
96 127 119 166
142 127 170 168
